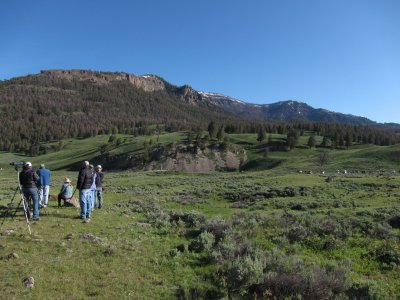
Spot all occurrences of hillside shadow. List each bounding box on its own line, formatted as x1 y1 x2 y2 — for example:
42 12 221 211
235 141 253 146
240 158 283 171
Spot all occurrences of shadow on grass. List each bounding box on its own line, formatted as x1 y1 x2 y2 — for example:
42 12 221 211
240 158 283 171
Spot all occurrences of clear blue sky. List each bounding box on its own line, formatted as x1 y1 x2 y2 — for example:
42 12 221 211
1 0 399 123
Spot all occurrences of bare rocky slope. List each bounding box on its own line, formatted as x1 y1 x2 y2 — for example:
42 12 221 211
92 143 246 172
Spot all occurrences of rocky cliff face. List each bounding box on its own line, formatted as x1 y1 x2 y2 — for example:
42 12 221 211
40 69 166 92
177 85 202 103
95 143 246 172
146 150 242 172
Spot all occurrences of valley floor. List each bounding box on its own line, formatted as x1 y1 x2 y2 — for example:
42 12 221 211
0 170 399 299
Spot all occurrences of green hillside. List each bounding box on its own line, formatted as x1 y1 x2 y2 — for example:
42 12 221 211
2 132 399 173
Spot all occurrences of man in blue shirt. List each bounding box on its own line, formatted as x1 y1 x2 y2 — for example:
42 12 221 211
37 164 51 208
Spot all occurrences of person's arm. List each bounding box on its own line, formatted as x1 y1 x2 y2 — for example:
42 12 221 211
33 170 39 186
60 184 66 195
67 185 73 197
77 170 85 190
36 170 42 186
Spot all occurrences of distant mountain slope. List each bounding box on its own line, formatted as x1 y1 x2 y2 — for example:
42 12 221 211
0 69 398 152
199 93 383 126
0 69 240 150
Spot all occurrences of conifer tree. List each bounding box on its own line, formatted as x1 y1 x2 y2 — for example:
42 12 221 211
307 135 316 148
257 128 266 143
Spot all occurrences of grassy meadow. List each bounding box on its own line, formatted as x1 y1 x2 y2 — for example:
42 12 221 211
0 133 400 299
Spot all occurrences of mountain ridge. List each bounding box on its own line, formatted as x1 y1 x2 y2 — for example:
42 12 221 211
2 69 400 129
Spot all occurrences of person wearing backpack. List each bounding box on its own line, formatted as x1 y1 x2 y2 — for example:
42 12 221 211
77 161 94 223
19 162 40 221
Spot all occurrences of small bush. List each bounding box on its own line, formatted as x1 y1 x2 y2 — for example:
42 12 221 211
366 242 400 269
188 231 215 253
231 249 350 299
388 215 400 228
226 250 266 294
169 248 180 258
203 217 231 243
346 281 381 300
287 225 308 243
368 223 393 239
170 210 206 227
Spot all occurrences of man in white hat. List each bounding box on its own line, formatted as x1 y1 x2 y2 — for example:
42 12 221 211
19 162 40 220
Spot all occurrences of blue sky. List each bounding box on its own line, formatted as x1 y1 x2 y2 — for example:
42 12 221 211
1 0 399 123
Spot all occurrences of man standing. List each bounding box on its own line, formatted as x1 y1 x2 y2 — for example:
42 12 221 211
19 162 40 221
89 164 96 210
95 165 104 208
77 161 94 223
37 164 51 208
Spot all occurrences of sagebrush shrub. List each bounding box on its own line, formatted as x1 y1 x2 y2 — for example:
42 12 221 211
226 250 266 294
188 231 215 253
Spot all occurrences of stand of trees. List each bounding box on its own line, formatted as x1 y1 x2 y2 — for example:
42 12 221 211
0 73 399 155
223 121 399 148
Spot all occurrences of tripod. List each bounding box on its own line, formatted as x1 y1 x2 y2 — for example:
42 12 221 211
0 167 32 235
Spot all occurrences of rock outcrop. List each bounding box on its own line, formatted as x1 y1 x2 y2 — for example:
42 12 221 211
95 143 246 173
177 85 202 103
40 69 166 92
146 150 243 172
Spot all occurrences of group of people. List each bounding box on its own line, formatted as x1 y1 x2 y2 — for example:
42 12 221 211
18 161 104 222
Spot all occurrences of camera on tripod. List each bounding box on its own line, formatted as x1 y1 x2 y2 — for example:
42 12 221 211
10 161 26 166
0 161 32 235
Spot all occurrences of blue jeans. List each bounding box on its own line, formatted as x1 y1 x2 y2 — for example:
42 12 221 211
38 185 50 206
96 188 102 208
90 190 96 209
22 187 39 219
79 189 92 220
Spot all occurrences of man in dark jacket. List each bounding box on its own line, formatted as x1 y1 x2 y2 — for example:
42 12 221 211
95 165 104 208
77 160 94 223
19 162 40 220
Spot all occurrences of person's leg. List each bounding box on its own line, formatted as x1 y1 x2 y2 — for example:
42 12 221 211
22 189 31 219
88 190 93 210
97 189 102 208
43 185 50 206
93 190 97 209
30 188 39 219
57 194 62 207
79 189 87 220
84 189 92 220
38 186 44 207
